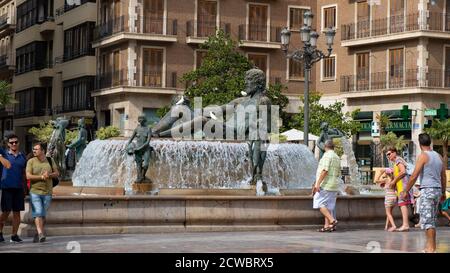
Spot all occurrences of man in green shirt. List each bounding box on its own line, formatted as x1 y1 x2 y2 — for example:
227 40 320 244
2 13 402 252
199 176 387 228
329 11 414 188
26 142 59 243
312 140 341 232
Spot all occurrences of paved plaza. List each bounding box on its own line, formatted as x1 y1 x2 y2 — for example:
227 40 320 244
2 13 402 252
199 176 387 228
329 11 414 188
0 227 449 253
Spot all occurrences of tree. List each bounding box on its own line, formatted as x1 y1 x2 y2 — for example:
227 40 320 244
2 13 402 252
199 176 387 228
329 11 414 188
181 30 290 127
425 119 450 167
380 131 408 153
289 92 361 137
375 113 392 167
28 121 80 144
0 80 17 106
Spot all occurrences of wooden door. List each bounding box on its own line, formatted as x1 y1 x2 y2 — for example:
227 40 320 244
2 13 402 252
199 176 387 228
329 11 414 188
144 0 164 34
197 0 217 37
356 52 370 90
143 48 163 87
389 48 404 88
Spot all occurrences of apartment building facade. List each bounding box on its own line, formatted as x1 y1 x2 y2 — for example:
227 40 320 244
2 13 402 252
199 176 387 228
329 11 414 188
0 0 15 139
92 0 317 137
11 0 96 151
314 0 450 166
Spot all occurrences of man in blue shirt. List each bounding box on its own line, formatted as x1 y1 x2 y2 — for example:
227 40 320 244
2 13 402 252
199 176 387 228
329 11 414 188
0 134 26 243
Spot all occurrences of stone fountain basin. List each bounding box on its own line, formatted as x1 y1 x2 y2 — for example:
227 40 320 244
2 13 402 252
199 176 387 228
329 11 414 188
16 194 394 237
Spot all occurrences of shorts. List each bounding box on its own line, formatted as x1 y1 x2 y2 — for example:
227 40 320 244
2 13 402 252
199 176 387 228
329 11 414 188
384 190 397 208
1 188 25 212
313 190 337 211
398 191 413 206
30 193 52 218
419 188 442 230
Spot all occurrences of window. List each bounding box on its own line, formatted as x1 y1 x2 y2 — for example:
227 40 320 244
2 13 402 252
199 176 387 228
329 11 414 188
322 56 336 80
197 0 217 37
289 7 308 31
63 77 95 112
64 22 95 62
357 1 370 38
389 48 404 88
16 0 51 33
15 41 47 74
390 0 405 33
356 52 369 90
113 51 121 86
248 4 268 41
323 6 336 29
14 87 51 117
195 50 207 69
142 48 164 87
445 47 450 87
144 0 164 34
288 59 304 80
248 53 267 76
143 108 160 127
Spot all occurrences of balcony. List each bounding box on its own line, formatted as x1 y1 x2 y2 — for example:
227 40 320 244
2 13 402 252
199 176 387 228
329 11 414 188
39 61 55 79
53 103 94 115
0 14 15 34
56 0 96 18
0 55 15 71
39 17 56 35
340 68 450 98
15 61 54 76
93 69 181 97
93 16 178 48
341 12 450 47
238 24 282 49
14 108 52 119
186 20 231 44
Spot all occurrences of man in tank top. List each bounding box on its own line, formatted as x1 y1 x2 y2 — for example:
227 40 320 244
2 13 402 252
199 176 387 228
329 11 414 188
401 133 447 253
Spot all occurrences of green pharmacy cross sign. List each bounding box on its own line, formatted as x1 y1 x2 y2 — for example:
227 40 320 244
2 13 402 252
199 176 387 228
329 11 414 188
437 103 448 121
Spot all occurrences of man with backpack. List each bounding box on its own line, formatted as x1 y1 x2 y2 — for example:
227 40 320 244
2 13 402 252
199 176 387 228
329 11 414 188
0 134 26 243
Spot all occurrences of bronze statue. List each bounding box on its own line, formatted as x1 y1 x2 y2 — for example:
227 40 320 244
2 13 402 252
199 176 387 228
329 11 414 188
126 115 152 183
67 118 88 162
151 68 272 188
317 122 344 159
47 117 69 177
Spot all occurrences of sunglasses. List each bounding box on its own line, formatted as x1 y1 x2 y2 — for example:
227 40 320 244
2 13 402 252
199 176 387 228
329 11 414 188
8 141 18 145
386 152 392 157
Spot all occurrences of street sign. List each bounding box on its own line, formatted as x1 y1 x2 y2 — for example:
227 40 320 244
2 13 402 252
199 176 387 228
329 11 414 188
371 121 380 137
424 109 437 116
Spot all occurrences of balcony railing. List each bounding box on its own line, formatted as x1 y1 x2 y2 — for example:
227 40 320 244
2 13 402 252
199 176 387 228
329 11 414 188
238 24 281 43
95 69 178 90
342 12 450 41
15 60 54 75
56 0 96 17
94 16 178 41
59 47 95 63
53 102 94 114
340 68 450 92
14 108 52 118
0 14 8 27
186 20 231 38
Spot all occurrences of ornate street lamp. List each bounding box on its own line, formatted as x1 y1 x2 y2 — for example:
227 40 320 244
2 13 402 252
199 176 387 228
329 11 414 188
281 12 335 147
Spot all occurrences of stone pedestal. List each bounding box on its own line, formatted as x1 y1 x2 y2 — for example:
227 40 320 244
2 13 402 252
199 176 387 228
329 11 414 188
132 183 154 195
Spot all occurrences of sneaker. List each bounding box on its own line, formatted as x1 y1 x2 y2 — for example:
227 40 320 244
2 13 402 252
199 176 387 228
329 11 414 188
0 233 4 243
39 234 46 243
10 235 23 243
32 234 39 243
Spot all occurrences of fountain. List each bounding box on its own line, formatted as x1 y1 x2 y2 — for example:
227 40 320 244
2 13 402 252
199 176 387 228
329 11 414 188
72 139 318 194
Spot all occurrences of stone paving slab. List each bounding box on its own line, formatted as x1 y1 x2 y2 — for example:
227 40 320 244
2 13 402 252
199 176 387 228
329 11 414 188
0 227 449 253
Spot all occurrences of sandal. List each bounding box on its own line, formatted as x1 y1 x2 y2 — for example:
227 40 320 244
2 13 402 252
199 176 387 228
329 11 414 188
317 227 333 232
330 220 339 228
396 227 410 232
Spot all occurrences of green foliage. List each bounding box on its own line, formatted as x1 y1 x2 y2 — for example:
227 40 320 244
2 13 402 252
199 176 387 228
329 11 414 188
425 119 450 165
333 138 344 157
28 122 54 143
425 119 450 144
289 93 361 137
376 113 392 134
29 121 81 144
182 30 253 107
267 83 290 131
380 131 407 152
269 133 288 143
156 106 171 118
0 81 17 107
96 126 121 140
66 130 79 145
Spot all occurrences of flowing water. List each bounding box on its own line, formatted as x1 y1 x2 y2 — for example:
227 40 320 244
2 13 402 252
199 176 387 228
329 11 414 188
72 139 318 192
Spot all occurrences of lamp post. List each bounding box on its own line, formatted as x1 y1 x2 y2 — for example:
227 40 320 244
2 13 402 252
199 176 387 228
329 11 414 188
281 10 335 147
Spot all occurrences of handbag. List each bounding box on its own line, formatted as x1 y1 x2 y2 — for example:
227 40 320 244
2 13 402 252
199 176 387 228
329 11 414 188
46 157 60 187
